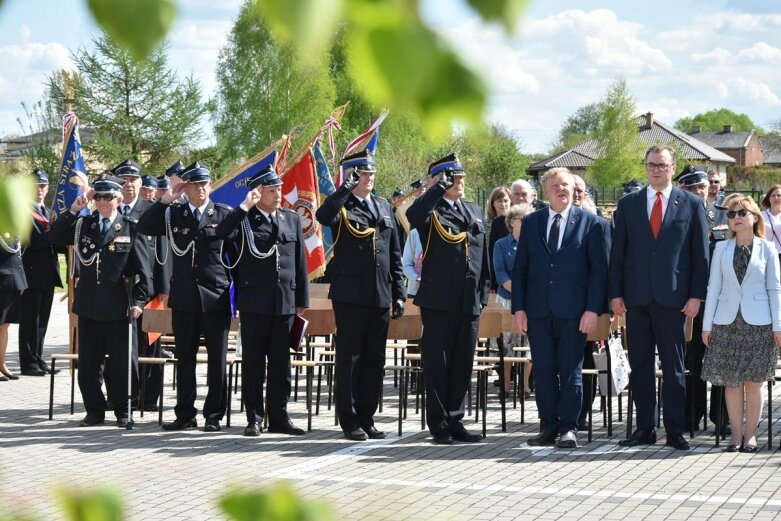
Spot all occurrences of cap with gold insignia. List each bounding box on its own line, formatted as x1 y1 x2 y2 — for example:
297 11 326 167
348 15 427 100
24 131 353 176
156 176 171 189
340 149 376 173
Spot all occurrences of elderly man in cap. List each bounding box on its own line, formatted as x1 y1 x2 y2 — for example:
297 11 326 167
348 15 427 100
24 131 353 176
18 170 62 376
50 174 151 427
137 162 234 432
140 175 158 201
316 149 406 441
407 153 491 444
216 166 309 436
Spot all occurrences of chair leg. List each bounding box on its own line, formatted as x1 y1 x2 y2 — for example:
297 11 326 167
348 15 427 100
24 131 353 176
172 364 176 390
378 374 384 414
139 363 147 419
398 368 406 437
70 366 75 415
307 365 313 432
656 376 662 429
688 373 695 439
767 380 772 451
226 363 232 428
421 373 426 431
48 358 56 420
158 364 165 426
315 365 323 416
481 371 487 438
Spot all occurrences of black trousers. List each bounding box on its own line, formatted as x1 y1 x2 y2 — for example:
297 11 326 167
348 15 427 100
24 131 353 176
684 308 729 427
626 302 687 435
171 308 230 421
420 307 479 436
240 313 294 425
103 319 141 405
579 341 597 422
332 301 389 432
77 316 136 419
17 287 54 372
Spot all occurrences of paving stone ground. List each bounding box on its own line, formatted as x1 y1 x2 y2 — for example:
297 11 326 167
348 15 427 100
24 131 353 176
2 298 781 520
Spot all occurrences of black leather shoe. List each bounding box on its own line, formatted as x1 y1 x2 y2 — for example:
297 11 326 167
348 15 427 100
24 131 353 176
740 444 758 453
2 372 19 380
21 368 46 377
204 419 221 432
244 422 261 437
451 424 481 443
39 364 60 375
665 434 690 450
363 426 386 439
344 428 368 441
432 433 454 445
527 429 558 446
79 414 104 427
268 419 305 436
0 375 7 382
143 403 159 412
117 416 132 428
162 417 197 431
618 429 656 447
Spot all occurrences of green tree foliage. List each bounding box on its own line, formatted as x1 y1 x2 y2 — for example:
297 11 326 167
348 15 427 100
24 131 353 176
587 78 646 188
551 102 601 153
15 100 62 179
674 108 763 134
46 35 208 171
452 123 531 192
212 0 336 162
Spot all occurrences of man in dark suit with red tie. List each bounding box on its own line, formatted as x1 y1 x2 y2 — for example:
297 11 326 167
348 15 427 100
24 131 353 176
609 145 709 450
512 168 607 448
19 170 62 376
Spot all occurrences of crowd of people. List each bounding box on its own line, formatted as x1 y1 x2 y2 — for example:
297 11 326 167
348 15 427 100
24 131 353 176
1 143 780 452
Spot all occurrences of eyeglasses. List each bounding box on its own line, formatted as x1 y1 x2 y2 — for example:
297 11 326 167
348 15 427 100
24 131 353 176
645 163 673 171
709 180 720 185
726 209 749 219
93 193 116 201
573 189 585 194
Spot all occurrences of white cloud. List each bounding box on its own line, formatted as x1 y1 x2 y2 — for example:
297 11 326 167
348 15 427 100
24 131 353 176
722 78 781 107
690 47 731 64
737 42 781 63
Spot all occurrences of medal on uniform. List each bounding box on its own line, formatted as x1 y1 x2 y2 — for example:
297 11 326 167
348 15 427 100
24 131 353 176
90 244 95 249
91 223 96 229
183 210 189 217
114 223 121 231
82 247 88 254
173 227 179 233
108 243 116 252
707 210 714 219
207 208 214 217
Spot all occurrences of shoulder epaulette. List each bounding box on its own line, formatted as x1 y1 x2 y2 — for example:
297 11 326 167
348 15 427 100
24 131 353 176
215 203 232 211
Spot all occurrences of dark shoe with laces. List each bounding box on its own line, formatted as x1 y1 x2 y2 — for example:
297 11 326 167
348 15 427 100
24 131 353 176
344 428 368 441
618 428 656 447
21 367 46 377
79 414 105 427
451 423 482 443
204 418 221 432
244 422 261 437
363 425 386 439
268 419 305 436
527 429 558 446
162 417 197 431
665 434 690 450
432 433 454 445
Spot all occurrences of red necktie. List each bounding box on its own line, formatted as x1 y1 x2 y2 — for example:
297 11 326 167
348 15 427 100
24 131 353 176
650 192 663 239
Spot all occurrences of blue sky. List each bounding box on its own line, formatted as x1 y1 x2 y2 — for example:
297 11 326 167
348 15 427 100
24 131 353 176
1 0 779 154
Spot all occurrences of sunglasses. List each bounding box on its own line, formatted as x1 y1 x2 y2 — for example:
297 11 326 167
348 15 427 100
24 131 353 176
709 180 720 185
93 193 117 201
726 209 749 219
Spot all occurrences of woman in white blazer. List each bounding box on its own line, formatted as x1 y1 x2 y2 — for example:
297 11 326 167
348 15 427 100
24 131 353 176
702 194 781 453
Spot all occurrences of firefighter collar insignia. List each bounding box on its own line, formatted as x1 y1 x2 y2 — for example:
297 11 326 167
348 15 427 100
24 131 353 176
108 243 116 252
207 208 214 217
707 209 715 219
114 223 122 231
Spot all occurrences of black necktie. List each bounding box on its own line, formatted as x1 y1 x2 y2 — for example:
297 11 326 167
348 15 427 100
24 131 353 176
193 208 201 222
101 217 110 238
362 199 376 222
453 201 465 221
268 213 278 234
548 214 561 254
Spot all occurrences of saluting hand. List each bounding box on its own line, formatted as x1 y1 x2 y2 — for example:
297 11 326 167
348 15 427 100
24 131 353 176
161 183 186 204
70 194 89 213
243 188 262 209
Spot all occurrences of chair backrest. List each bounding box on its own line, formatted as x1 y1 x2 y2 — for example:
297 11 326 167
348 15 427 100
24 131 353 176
387 314 423 340
301 307 336 335
477 310 502 338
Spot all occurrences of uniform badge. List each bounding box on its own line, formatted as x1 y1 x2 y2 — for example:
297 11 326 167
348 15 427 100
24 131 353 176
173 227 179 233
182 228 190 235
207 208 214 217
90 244 95 249
91 223 96 229
254 214 261 221
114 223 122 231
707 210 715 219
114 236 130 244
82 247 88 254
279 214 285 222
183 210 189 217
108 244 116 252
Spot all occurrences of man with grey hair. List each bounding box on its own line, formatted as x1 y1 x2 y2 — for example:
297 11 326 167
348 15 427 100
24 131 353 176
513 167 607 448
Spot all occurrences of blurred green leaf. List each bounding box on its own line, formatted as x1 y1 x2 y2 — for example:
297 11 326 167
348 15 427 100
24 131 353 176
465 0 528 32
0 176 34 241
346 1 486 137
87 0 176 61
258 0 343 59
219 484 336 521
57 488 124 521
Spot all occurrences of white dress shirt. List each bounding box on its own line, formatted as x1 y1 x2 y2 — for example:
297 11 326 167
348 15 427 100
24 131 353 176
646 184 673 219
546 205 571 251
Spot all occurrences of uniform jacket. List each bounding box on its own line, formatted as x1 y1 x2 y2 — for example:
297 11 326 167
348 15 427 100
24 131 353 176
511 206 607 320
50 211 150 321
707 200 729 247
0 237 28 291
215 205 309 315
609 186 709 309
136 200 234 313
406 184 490 315
22 204 62 291
316 185 405 308
702 237 781 331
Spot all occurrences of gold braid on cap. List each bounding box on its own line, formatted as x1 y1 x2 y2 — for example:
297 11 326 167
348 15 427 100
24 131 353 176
423 212 468 266
332 207 377 257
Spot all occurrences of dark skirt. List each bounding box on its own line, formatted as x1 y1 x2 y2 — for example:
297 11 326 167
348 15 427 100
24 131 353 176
702 314 778 388
0 289 21 324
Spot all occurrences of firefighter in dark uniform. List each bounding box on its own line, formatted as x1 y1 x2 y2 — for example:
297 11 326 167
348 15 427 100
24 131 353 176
140 175 158 201
50 175 151 427
406 153 490 444
137 162 234 432
316 149 406 441
18 169 62 376
215 166 310 436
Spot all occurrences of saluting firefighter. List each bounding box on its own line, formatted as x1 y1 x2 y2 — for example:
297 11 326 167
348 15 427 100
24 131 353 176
406 153 491 444
137 162 234 432
49 175 151 427
316 149 406 441
215 166 309 436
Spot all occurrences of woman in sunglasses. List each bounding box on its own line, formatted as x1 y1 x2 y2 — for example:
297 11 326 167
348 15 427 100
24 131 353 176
760 184 781 263
701 194 781 453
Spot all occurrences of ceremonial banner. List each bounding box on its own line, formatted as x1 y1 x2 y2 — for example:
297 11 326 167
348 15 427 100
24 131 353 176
313 138 336 260
335 109 388 187
211 136 289 208
281 149 326 279
53 112 89 217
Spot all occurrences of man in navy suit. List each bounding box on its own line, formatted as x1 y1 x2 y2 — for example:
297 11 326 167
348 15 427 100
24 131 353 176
512 167 607 448
609 145 709 450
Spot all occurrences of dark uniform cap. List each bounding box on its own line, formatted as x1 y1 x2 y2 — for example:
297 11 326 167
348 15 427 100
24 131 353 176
410 179 424 190
32 169 49 185
113 159 142 178
181 162 211 184
392 187 404 199
247 165 282 189
428 153 465 177
93 174 126 194
141 175 158 188
340 149 376 173
156 176 171 189
165 160 185 177
675 165 708 187
623 179 644 194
